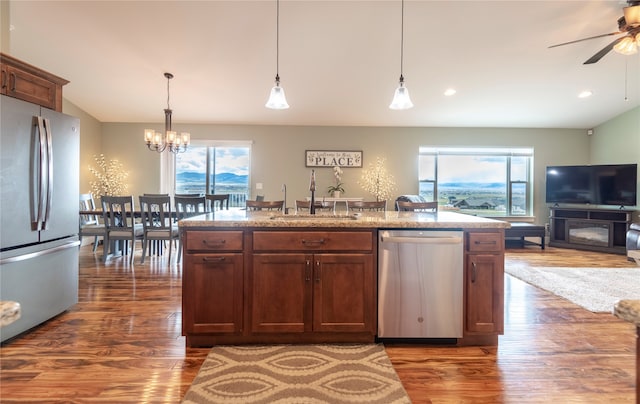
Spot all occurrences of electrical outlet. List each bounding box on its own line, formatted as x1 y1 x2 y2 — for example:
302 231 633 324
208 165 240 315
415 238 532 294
256 183 263 190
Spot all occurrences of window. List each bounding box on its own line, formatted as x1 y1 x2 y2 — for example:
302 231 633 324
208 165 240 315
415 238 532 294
175 141 251 208
419 147 533 217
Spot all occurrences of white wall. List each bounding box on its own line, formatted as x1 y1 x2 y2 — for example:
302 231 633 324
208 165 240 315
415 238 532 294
591 106 640 212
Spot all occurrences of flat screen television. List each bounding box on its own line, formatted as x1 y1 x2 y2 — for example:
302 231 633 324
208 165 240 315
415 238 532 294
545 164 637 207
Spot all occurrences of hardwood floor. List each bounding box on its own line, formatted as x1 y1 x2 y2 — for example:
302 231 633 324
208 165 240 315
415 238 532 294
0 243 637 403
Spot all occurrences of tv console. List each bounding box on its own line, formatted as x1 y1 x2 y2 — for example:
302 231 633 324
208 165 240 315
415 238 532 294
549 207 634 255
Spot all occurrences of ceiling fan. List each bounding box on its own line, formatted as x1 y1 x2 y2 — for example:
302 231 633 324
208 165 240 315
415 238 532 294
549 0 640 64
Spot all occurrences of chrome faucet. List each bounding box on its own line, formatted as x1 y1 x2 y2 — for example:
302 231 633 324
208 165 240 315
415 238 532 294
281 183 287 214
309 170 316 214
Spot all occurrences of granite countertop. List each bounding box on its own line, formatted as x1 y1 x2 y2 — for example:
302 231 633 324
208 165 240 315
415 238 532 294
0 301 21 327
179 210 510 229
614 300 640 327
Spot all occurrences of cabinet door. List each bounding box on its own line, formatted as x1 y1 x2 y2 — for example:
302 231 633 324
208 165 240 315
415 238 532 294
465 253 504 334
313 254 374 333
4 65 59 110
183 253 243 334
251 253 312 333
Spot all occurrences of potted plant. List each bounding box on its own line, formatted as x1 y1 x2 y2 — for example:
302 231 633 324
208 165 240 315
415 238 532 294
327 166 345 197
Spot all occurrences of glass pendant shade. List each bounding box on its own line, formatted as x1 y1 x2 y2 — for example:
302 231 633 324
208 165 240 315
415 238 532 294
265 79 289 109
389 79 414 110
613 36 638 55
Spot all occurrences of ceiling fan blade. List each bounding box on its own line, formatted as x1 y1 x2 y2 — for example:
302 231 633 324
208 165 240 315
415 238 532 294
548 31 622 48
583 36 625 64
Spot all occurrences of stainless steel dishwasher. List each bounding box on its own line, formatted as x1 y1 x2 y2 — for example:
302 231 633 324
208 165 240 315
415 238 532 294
378 229 464 339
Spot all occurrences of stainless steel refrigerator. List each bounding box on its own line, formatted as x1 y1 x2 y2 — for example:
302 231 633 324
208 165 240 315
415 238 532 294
0 95 80 342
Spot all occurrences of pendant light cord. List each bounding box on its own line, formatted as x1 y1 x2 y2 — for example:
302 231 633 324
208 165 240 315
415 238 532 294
276 0 280 80
400 0 405 79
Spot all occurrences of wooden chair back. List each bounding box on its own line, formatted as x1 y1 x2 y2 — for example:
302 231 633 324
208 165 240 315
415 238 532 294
138 195 177 264
347 200 387 212
174 196 207 220
295 199 335 213
206 194 230 211
79 193 106 253
100 195 143 264
396 201 438 212
246 200 284 211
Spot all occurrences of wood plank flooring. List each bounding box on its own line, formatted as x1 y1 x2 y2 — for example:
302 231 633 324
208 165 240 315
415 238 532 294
0 243 637 403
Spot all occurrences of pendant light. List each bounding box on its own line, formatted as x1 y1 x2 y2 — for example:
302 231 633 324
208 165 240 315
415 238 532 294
144 72 190 154
266 0 289 109
389 0 414 110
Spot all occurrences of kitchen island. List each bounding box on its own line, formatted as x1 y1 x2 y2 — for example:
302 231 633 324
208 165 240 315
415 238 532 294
179 210 509 347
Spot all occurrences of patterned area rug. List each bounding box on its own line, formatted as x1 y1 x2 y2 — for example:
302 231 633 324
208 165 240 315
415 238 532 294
181 344 411 404
505 266 640 313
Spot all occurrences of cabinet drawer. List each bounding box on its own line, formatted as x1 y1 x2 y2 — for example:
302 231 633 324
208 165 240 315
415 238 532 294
467 232 502 252
186 231 243 252
253 231 373 252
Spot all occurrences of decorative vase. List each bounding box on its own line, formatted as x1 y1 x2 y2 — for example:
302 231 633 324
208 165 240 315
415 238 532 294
333 191 341 198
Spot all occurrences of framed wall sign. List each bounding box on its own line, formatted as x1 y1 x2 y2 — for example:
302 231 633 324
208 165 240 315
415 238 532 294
305 150 363 167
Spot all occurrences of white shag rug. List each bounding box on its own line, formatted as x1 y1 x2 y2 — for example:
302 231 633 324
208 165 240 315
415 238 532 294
505 266 640 313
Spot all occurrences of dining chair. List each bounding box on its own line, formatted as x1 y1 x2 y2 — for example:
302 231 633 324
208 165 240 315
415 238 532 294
79 193 106 253
100 195 144 265
246 200 284 211
175 193 204 197
294 199 335 213
396 200 438 212
347 200 387 212
206 194 230 211
139 195 178 264
174 195 207 261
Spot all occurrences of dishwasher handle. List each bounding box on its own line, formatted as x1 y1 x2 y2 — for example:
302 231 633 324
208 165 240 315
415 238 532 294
380 235 462 245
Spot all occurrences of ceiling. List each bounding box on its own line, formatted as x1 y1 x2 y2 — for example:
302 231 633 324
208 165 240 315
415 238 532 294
4 0 640 129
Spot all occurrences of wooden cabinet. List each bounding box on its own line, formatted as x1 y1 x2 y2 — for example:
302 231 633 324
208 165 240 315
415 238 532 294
182 231 244 336
181 228 376 346
1 53 68 112
464 231 504 340
251 230 376 336
251 252 374 334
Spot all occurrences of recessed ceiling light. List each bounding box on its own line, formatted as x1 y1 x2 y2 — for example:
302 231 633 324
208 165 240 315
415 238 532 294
444 88 457 96
578 90 593 98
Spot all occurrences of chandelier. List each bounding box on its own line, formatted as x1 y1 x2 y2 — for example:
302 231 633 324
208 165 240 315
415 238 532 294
144 72 190 153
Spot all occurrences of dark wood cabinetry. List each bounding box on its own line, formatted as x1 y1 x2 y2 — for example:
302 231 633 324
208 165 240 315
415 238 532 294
251 230 376 337
182 231 244 338
183 228 376 346
1 53 68 112
549 207 633 254
251 252 374 334
463 231 505 344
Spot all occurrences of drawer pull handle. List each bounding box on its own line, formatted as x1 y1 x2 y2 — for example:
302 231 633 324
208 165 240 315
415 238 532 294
315 261 321 282
305 261 311 281
202 239 226 246
302 238 325 245
202 256 226 263
9 72 16 91
471 262 477 283
474 240 496 245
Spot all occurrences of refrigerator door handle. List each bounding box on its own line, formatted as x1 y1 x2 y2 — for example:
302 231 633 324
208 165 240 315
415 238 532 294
34 116 48 231
0 239 80 265
42 117 53 229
